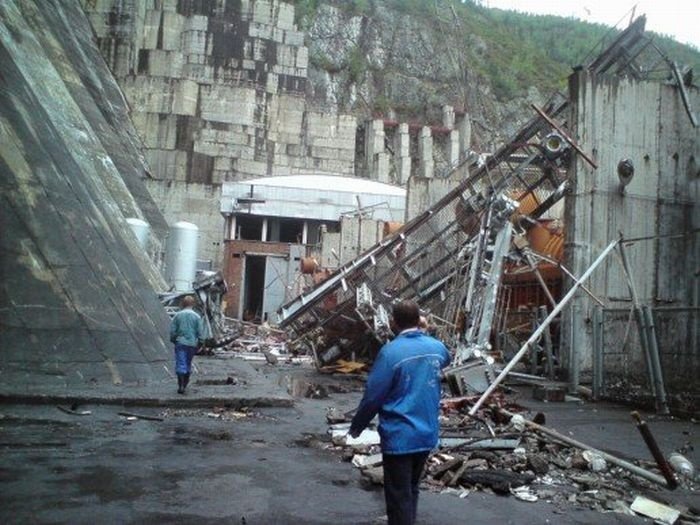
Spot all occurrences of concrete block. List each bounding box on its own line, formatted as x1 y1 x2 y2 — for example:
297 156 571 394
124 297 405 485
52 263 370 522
137 113 178 149
448 130 460 165
395 156 411 185
200 85 256 125
266 73 279 93
212 170 226 184
182 30 208 56
184 14 208 32
162 11 185 51
234 159 268 177
182 63 214 84
286 144 302 156
375 152 390 184
284 30 305 47
296 47 308 69
249 22 273 40
122 77 173 113
142 10 161 50
458 114 471 154
277 2 295 30
442 105 455 129
275 45 296 68
187 53 208 65
161 0 178 12
272 27 285 43
146 50 184 77
214 157 233 171
253 40 268 61
145 149 188 181
173 79 199 116
252 0 273 25
310 146 340 160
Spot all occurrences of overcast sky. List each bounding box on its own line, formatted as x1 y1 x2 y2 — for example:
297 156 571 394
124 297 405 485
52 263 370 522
482 1 699 49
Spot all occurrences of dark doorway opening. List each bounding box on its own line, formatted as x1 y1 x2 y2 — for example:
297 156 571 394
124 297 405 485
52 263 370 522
243 255 265 322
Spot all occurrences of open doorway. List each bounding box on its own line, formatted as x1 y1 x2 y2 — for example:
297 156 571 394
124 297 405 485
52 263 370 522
242 255 265 322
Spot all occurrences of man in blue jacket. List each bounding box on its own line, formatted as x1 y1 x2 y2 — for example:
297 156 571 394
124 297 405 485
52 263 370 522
349 300 451 525
169 295 204 394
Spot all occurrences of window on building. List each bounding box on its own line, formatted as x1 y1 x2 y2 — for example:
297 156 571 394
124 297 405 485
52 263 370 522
237 215 263 240
278 219 304 243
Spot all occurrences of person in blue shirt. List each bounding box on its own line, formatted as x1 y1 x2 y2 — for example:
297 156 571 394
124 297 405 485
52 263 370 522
349 300 451 525
169 295 204 394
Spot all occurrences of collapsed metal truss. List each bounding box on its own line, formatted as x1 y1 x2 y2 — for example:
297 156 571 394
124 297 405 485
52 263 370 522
277 17 668 373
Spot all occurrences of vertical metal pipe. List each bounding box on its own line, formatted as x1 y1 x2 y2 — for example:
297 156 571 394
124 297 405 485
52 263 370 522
469 239 619 415
642 305 669 414
617 239 659 402
592 305 604 400
530 307 539 375
538 306 555 380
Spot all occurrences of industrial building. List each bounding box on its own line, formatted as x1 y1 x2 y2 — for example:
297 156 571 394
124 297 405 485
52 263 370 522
219 175 406 321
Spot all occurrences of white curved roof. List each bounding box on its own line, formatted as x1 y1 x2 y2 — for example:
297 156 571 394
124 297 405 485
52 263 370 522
239 175 406 197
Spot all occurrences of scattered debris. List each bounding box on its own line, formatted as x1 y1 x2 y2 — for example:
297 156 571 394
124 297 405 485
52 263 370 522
117 411 164 422
668 452 695 480
56 406 92 416
321 391 699 520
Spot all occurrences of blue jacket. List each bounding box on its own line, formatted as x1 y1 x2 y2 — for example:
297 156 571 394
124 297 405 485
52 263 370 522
350 330 451 454
169 308 203 348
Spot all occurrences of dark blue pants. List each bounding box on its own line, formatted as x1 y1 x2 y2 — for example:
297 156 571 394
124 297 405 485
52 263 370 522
174 344 197 375
382 451 429 525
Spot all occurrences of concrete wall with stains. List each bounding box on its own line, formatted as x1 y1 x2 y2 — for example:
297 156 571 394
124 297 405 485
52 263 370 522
563 70 699 377
0 0 173 390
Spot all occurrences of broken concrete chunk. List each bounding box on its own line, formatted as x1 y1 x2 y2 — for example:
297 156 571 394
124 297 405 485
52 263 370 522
326 407 349 424
459 469 535 494
333 429 381 448
511 486 538 502
527 454 550 475
362 466 384 485
630 495 680 524
352 453 383 469
582 450 607 472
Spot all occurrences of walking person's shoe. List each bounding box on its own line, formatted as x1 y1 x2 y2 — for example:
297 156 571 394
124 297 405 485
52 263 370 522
177 374 185 394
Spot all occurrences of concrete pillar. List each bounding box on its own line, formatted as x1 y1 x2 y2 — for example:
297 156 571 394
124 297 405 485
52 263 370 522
457 113 472 157
375 153 390 184
261 218 268 241
365 119 384 164
366 119 388 182
448 130 460 166
394 123 411 185
418 126 434 178
442 105 455 129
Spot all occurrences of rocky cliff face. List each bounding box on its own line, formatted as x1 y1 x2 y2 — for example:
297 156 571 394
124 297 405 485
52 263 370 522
303 2 546 150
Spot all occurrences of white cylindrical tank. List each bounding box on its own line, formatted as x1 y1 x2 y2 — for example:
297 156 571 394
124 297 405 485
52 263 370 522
126 218 151 250
165 221 199 291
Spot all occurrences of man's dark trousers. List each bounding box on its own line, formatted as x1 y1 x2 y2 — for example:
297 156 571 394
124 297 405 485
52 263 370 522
382 451 430 525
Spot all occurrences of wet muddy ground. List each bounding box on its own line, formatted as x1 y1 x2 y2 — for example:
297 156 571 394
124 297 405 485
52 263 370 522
0 364 695 524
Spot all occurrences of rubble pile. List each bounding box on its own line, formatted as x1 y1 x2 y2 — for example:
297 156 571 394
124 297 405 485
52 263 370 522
325 395 699 522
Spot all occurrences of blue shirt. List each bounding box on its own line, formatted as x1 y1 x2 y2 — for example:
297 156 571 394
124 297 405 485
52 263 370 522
169 308 203 348
350 330 451 454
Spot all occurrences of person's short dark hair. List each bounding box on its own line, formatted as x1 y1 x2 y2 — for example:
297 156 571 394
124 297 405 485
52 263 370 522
182 295 196 308
392 300 420 331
